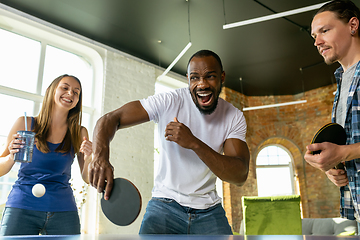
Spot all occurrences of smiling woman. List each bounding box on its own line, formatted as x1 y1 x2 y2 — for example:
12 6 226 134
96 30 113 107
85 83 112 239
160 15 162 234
0 31 94 208
0 73 93 236
0 8 100 234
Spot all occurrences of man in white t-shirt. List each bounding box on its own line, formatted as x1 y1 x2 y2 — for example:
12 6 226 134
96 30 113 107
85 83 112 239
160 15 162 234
89 50 250 234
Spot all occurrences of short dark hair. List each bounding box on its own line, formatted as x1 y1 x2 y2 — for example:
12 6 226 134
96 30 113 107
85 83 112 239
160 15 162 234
187 50 223 72
316 0 360 36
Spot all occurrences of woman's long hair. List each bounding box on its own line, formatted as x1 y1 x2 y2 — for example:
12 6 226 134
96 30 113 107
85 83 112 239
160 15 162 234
33 74 83 155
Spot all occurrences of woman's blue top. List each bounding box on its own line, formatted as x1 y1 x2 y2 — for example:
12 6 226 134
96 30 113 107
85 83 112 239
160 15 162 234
6 117 77 212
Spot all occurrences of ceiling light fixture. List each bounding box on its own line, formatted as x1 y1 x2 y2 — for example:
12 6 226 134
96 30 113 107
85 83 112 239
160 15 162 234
242 100 307 111
161 0 192 77
223 1 329 29
239 77 307 111
161 42 192 77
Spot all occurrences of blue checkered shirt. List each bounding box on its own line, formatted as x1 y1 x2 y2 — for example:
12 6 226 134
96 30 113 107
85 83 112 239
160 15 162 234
332 61 360 220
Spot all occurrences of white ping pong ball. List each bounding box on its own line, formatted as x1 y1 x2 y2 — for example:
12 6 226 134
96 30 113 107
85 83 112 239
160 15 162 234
32 183 46 198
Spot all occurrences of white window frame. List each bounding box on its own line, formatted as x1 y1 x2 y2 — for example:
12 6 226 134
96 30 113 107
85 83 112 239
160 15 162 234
0 5 102 116
256 144 296 196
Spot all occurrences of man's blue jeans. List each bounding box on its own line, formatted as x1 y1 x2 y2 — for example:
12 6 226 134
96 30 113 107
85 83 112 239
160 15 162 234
139 197 233 234
0 207 80 236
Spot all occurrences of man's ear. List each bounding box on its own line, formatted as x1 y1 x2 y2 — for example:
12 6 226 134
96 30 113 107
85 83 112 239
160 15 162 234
221 71 226 84
349 17 359 35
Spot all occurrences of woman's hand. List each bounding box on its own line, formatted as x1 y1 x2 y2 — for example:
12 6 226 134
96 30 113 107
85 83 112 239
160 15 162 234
8 133 23 161
80 136 92 161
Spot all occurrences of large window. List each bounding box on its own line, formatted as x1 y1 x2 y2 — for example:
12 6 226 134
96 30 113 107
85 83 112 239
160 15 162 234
256 145 296 197
0 8 101 231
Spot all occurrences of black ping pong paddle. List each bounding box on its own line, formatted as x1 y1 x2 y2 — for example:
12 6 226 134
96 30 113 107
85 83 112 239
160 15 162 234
101 177 142 226
310 122 347 169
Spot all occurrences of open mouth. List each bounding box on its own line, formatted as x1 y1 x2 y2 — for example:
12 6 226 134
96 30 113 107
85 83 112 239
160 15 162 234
62 97 73 103
196 91 213 106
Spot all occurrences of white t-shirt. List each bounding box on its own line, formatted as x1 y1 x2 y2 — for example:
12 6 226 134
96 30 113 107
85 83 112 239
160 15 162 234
336 62 357 127
140 87 247 209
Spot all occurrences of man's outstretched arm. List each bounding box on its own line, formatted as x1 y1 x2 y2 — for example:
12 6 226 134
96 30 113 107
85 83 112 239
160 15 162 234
89 101 149 200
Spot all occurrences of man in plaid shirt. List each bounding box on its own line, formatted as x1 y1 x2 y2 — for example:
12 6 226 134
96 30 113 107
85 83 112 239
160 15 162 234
304 0 360 227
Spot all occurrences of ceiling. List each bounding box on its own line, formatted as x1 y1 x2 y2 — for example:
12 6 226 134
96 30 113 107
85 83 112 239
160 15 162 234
1 0 359 96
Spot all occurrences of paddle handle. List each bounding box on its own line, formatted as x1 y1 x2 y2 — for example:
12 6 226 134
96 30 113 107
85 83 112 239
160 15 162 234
335 162 345 170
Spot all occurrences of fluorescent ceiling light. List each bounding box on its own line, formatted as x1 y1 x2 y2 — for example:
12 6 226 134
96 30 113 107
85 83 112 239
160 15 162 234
223 2 329 29
242 100 307 111
161 42 192 77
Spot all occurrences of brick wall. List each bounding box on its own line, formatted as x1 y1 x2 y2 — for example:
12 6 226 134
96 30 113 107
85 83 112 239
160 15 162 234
221 84 341 233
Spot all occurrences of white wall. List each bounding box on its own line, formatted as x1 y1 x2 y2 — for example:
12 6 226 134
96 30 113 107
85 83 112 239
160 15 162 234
98 50 156 234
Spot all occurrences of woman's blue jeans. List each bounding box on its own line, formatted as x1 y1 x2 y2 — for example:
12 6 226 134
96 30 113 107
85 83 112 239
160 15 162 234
0 207 80 236
139 197 233 234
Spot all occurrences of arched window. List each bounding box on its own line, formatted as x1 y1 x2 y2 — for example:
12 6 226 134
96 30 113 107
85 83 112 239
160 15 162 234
256 145 296 197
